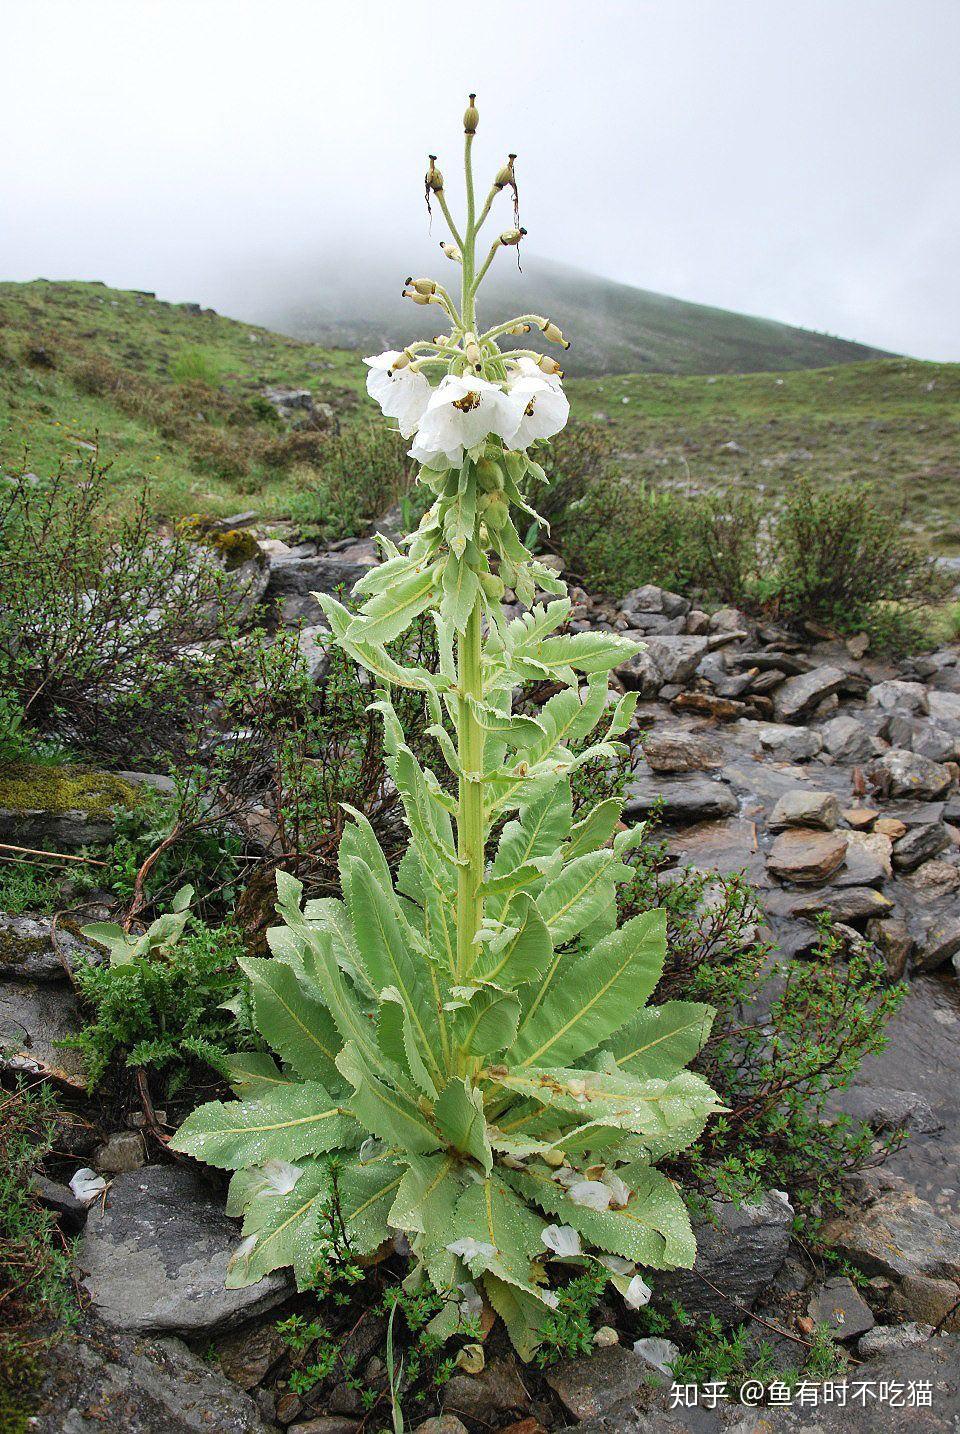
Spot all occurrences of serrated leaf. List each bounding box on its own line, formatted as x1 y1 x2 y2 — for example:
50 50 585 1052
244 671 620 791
239 956 342 1088
228 1157 332 1288
453 1173 546 1288
337 1042 441 1155
601 1001 715 1079
441 553 480 634
534 850 625 946
389 1152 466 1237
482 1274 550 1362
564 798 624 861
511 910 667 1069
450 986 521 1058
169 1082 359 1169
349 567 437 646
337 1155 404 1255
435 1078 493 1171
224 1052 290 1098
474 894 553 989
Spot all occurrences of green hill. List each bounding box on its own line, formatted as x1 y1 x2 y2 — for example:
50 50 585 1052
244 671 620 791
216 253 894 379
0 280 956 550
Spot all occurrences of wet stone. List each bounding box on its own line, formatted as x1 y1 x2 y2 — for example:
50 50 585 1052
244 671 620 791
766 828 847 883
624 774 737 824
769 789 840 831
806 1276 875 1339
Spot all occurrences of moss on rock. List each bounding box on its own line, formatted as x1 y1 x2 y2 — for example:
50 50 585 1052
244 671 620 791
0 763 138 817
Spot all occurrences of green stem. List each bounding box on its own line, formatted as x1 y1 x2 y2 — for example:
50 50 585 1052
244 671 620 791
455 600 485 991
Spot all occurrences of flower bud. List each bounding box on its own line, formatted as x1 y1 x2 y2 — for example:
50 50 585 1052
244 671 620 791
507 322 531 336
476 458 504 492
464 334 483 373
542 1148 566 1168
494 153 517 190
499 228 527 247
389 349 415 372
440 242 462 263
463 93 479 134
540 320 571 349
405 277 438 296
483 496 509 530
479 570 505 601
536 354 564 377
425 155 444 193
402 288 433 305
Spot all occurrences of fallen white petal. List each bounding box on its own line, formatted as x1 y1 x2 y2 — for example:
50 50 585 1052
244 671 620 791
260 1159 303 1196
446 1237 497 1262
633 1337 680 1376
623 1274 653 1310
69 1168 107 1205
541 1224 582 1257
567 1180 614 1211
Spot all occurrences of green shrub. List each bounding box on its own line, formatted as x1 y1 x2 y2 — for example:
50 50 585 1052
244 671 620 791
169 346 223 387
284 426 412 543
770 478 953 648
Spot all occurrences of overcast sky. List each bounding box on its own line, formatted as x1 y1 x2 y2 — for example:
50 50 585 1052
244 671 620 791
4 1 959 360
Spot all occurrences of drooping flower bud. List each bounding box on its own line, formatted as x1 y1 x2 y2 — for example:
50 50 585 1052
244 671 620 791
463 93 479 134
476 458 504 492
540 320 571 350
425 155 444 193
494 154 517 190
499 228 527 247
536 354 564 376
464 333 483 373
507 322 531 336
406 277 438 296
440 242 462 263
402 287 433 305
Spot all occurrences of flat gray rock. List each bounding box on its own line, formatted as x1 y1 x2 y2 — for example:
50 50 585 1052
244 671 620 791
33 1318 272 1433
624 774 737 824
266 546 377 624
641 635 710 685
773 664 846 722
869 748 953 801
0 977 87 1085
77 1166 291 1334
0 913 102 981
807 1275 875 1339
654 1191 793 1325
822 1183 960 1282
769 789 840 830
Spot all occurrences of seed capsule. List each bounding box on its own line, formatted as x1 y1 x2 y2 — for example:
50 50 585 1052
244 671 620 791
494 154 517 190
425 155 444 192
406 277 437 296
536 354 564 376
541 320 571 349
440 242 462 262
463 93 479 134
500 227 527 247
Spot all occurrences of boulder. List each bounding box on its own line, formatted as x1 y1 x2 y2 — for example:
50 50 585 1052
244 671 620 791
654 1191 793 1325
297 623 332 683
77 1166 291 1334
641 728 723 774
619 584 690 619
866 916 913 979
806 1275 875 1340
822 1183 960 1282
892 821 951 871
773 665 846 722
866 679 929 715
266 546 377 625
0 977 87 1085
820 714 881 763
0 914 101 981
641 636 710 685
889 1273 960 1331
0 763 138 849
769 789 841 831
868 749 953 801
624 775 737 824
786 885 893 922
545 1345 648 1422
32 1319 273 1433
614 649 661 699
928 689 960 722
914 916 960 972
442 1356 530 1423
753 722 823 762
885 715 959 763
766 828 848 883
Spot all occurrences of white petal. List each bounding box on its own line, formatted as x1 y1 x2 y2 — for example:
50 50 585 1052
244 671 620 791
542 1224 582 1257
603 1173 631 1210
623 1274 653 1310
69 1168 107 1205
541 1290 560 1309
446 1237 497 1262
229 1233 259 1270
567 1180 614 1211
260 1159 303 1196
597 1254 635 1276
458 1280 483 1320
633 1337 680 1376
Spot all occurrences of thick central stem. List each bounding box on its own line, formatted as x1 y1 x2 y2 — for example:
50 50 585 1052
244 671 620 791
455 600 485 985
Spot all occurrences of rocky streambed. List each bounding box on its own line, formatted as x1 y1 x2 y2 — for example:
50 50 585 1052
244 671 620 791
4 527 960 1431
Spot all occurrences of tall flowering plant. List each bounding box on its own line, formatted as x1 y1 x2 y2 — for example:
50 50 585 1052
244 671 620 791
174 98 720 1358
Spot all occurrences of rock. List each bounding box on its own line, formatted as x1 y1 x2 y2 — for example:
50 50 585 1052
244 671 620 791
654 1191 793 1325
77 1166 291 1334
846 829 893 879
857 1321 935 1358
684 609 711 635
807 1276 875 1339
266 547 377 625
96 1130 147 1174
892 821 951 871
671 690 753 721
297 623 332 683
843 806 879 828
929 690 960 722
442 1356 530 1422
288 1421 361 1434
868 749 953 801
620 584 690 619
32 1318 273 1433
0 977 87 1085
866 679 929 715
622 611 686 636
665 818 765 883
786 885 893 922
904 857 960 894
827 1086 941 1135
820 714 881 763
710 606 751 633
624 775 737 824
866 917 913 979
889 1273 960 1331
415 1419 470 1434
823 1184 960 1282
641 728 723 773
545 1345 647 1422
640 636 710 685
874 815 908 840
0 914 101 981
767 828 847 883
33 1174 89 1233
769 789 841 831
886 715 960 763
215 1322 285 1391
614 648 661 699
753 722 823 762
0 763 138 849
773 665 846 722
914 916 960 972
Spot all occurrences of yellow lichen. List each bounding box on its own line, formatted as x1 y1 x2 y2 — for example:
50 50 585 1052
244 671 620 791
0 763 138 816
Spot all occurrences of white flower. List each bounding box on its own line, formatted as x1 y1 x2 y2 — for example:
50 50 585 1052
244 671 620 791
541 1224 582 1257
364 350 431 438
623 1274 653 1310
567 1180 614 1211
259 1159 303 1196
410 374 522 468
69 1168 107 1205
446 1237 497 1265
506 357 569 448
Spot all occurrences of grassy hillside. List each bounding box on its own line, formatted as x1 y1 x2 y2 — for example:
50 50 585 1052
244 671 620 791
570 361 960 552
220 252 893 378
1 280 957 551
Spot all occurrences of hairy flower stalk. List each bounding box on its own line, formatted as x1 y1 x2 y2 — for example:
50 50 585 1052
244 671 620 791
174 97 721 1360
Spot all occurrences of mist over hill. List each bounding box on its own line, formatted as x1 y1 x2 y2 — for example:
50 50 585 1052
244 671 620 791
209 250 893 378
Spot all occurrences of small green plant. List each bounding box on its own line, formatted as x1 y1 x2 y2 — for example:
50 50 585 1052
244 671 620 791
535 1267 607 1364
0 1081 78 1432
0 862 59 916
169 346 223 387
173 96 721 1363
68 898 249 1096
